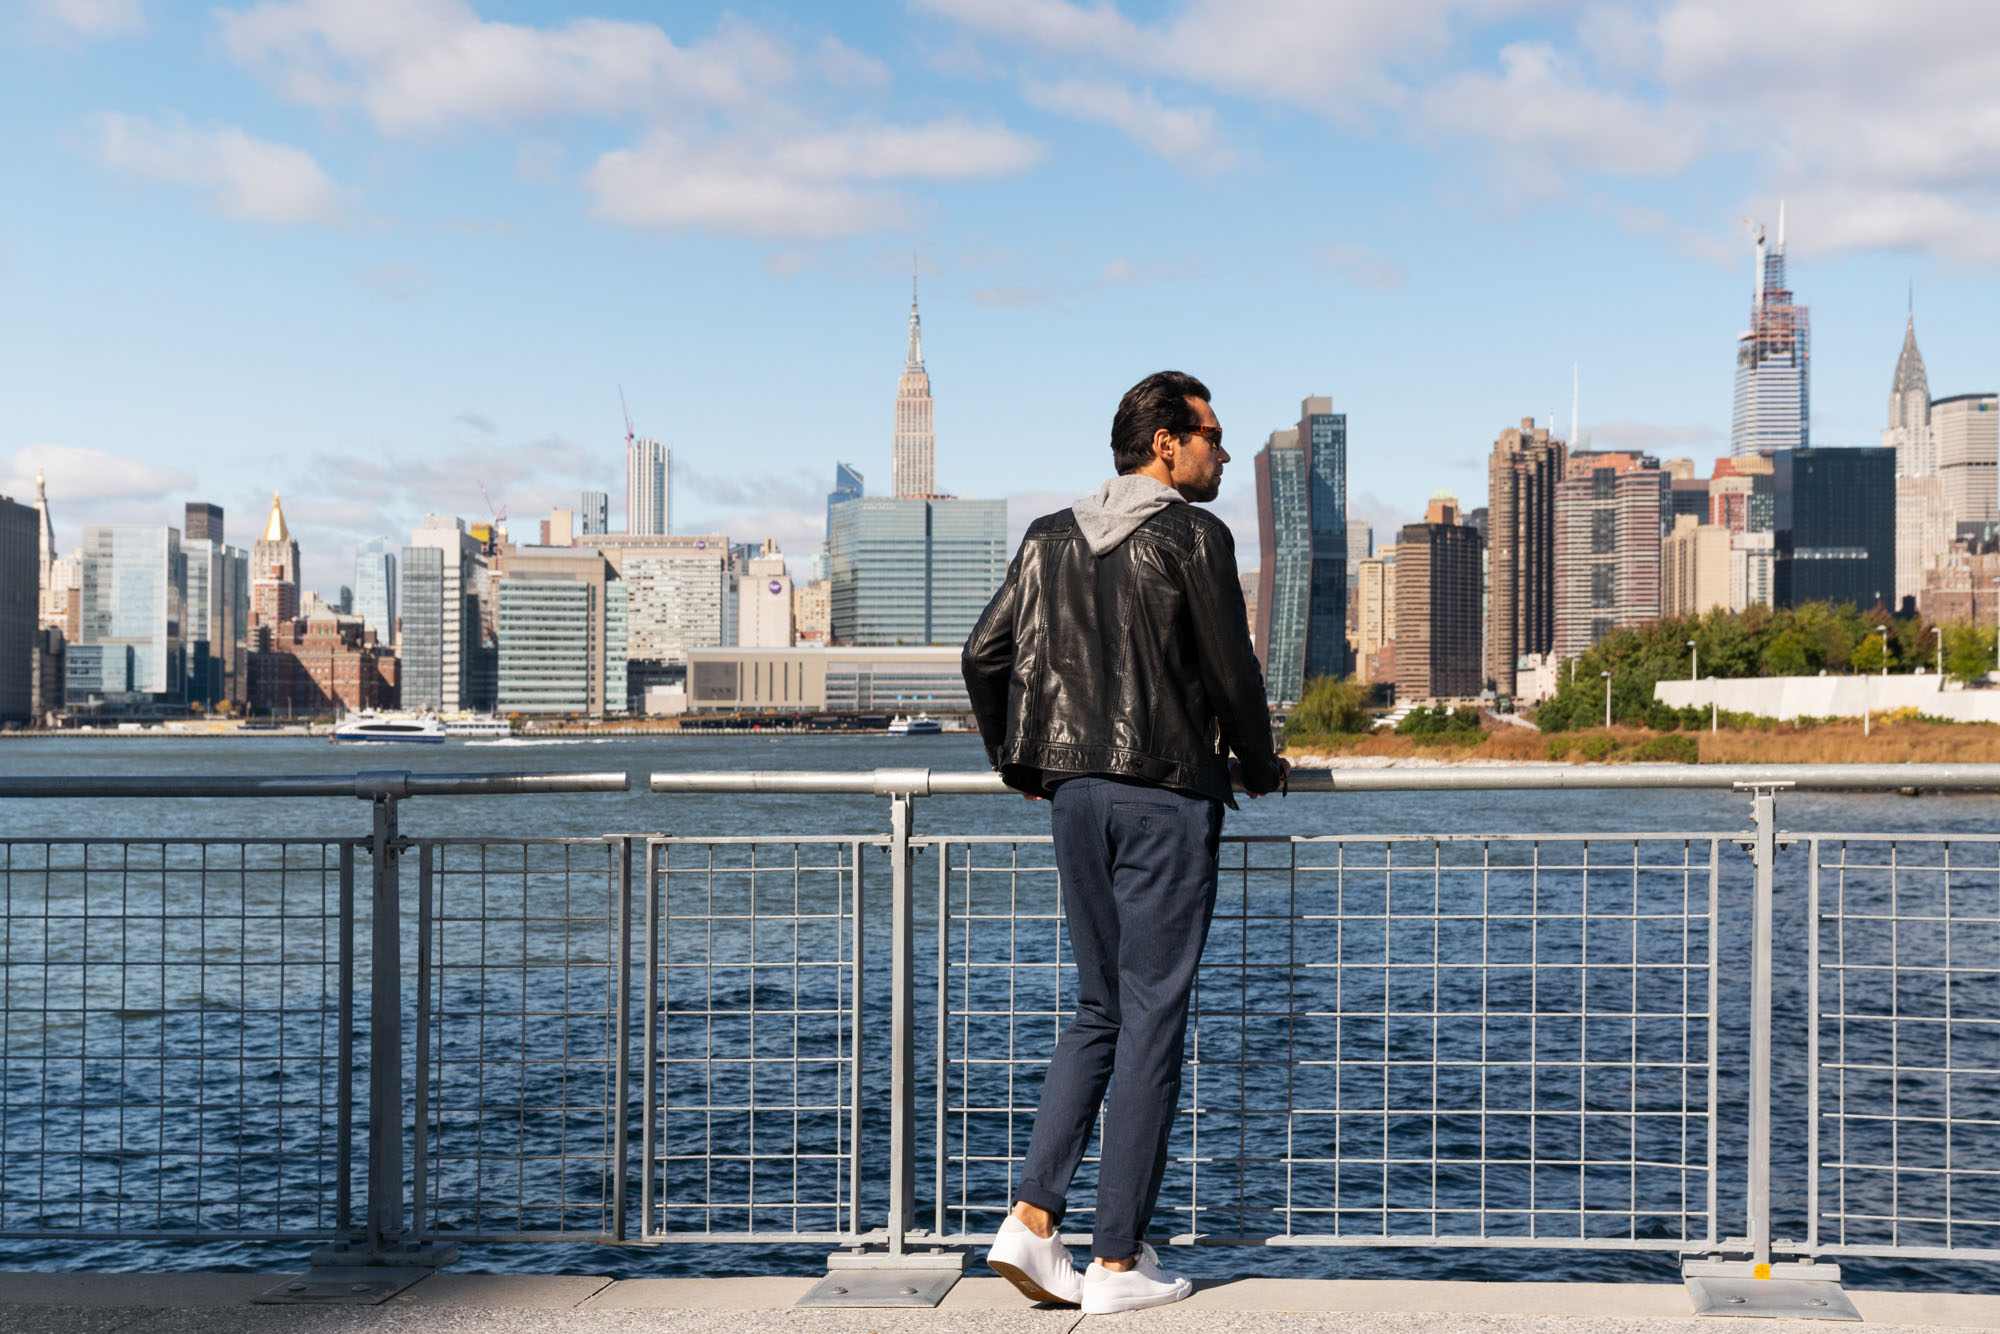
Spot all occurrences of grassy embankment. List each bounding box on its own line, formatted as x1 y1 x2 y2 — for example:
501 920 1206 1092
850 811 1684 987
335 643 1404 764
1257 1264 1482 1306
1283 716 2000 765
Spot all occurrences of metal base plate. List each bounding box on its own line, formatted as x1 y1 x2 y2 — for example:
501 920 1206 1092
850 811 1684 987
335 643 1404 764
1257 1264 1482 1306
796 1270 960 1308
255 1266 433 1306
1687 1277 1860 1321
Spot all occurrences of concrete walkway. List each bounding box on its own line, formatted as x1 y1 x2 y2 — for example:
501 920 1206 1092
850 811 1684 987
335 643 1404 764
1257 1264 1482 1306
2 1272 1998 1333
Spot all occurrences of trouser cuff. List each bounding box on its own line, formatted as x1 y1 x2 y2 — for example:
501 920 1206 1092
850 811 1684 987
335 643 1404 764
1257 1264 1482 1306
1013 1182 1066 1228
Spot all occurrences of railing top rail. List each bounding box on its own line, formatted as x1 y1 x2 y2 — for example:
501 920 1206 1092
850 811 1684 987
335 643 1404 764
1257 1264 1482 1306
0 770 631 799
649 763 2000 796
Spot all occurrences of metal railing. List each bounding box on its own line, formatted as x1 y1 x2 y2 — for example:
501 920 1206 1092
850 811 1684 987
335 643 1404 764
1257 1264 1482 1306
4 763 2000 1283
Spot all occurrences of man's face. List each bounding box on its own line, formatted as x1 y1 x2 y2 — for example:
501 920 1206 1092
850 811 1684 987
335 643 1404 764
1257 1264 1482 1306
1165 397 1228 503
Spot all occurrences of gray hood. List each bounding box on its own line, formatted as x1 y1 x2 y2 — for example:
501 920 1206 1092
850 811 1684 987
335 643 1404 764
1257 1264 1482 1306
1071 474 1185 556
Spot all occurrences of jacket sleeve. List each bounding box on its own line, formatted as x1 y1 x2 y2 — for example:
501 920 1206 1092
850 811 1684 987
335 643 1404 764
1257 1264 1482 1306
1186 521 1284 793
961 549 1021 769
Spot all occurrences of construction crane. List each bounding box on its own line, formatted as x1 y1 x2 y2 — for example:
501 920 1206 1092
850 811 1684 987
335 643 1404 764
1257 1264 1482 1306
477 479 506 525
619 385 635 448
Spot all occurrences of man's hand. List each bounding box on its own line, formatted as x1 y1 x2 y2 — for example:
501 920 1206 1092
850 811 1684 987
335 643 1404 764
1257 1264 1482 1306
1231 756 1290 799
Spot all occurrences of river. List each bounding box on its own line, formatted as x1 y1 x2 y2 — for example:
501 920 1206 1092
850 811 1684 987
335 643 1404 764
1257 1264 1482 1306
0 733 1993 1290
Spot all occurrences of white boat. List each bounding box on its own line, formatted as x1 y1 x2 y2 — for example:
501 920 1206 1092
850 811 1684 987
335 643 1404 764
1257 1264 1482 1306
443 715 511 739
887 713 943 735
331 711 447 744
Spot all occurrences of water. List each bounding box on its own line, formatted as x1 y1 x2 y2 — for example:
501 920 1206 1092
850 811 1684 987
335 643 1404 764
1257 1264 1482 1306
1 733 1995 1291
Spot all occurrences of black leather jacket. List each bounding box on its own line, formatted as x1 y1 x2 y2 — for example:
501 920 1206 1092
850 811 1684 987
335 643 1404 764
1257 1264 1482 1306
961 501 1284 806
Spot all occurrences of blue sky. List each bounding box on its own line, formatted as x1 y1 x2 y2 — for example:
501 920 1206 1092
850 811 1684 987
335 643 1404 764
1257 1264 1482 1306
6 0 2000 596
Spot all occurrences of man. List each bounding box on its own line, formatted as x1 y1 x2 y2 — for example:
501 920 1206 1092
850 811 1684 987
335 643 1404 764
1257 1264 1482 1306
962 370 1287 1314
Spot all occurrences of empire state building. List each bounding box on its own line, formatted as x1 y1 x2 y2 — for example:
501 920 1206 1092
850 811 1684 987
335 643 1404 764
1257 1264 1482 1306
892 279 936 497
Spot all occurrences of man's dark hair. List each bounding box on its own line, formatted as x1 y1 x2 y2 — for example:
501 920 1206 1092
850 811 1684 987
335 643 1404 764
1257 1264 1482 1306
1111 371 1211 475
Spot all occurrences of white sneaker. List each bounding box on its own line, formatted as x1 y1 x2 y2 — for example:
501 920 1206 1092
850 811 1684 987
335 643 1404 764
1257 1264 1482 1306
987 1215 1083 1306
1080 1242 1194 1314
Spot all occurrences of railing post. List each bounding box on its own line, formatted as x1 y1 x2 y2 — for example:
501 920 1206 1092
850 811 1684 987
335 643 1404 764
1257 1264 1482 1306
311 772 456 1273
888 788 916 1258
1746 782 1778 1269
1682 780 1854 1317
804 771 963 1305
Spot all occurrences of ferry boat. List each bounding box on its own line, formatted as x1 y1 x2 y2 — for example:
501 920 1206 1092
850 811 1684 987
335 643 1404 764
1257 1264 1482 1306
443 714 511 739
330 711 447 744
887 713 943 736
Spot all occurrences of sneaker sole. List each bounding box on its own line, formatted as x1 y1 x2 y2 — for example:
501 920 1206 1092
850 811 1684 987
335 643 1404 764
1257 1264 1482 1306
988 1258 1079 1307
1081 1281 1194 1315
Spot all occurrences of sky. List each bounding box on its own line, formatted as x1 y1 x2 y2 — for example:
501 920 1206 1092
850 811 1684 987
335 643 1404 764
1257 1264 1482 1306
6 0 2000 598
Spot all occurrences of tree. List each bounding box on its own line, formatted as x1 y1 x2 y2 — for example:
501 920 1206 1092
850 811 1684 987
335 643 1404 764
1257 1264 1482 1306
1945 623 1994 683
1286 675 1371 736
1762 627 1815 677
1850 629 1890 674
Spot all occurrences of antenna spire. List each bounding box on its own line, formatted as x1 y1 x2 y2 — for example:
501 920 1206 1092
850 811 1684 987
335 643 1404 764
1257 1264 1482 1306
1571 362 1580 448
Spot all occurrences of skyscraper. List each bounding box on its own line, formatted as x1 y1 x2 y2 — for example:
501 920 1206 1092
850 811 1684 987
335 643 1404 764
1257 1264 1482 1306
1885 310 1937 478
1254 397 1349 704
354 537 397 646
626 437 670 536
828 497 1005 645
1254 428 1307 699
1485 417 1566 697
252 493 299 593
0 494 35 723
184 502 224 545
399 545 445 709
405 515 489 711
828 462 864 542
1773 447 1895 609
495 547 624 717
892 280 936 498
1935 394 1999 532
1730 214 1811 456
579 490 609 537
1552 453 1669 658
1393 492 1482 703
182 537 247 707
78 525 186 700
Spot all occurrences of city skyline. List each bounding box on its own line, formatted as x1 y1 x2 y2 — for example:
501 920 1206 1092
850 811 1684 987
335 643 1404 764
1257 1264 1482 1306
7 3 2000 601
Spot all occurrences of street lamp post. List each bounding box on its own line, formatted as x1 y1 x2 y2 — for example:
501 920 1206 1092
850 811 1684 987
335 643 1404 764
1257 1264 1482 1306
1601 669 1612 730
1687 639 1698 682
1876 624 1890 677
1708 674 1717 734
1933 625 1944 679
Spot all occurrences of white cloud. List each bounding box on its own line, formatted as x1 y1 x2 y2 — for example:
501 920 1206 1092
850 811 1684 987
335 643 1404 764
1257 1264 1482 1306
3 444 192 505
1420 41 1704 182
91 112 345 224
25 0 143 39
916 0 1533 126
585 121 1042 239
1021 80 1234 168
217 0 793 137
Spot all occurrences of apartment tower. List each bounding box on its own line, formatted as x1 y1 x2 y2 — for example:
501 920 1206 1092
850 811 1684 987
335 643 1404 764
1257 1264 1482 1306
1485 417 1566 697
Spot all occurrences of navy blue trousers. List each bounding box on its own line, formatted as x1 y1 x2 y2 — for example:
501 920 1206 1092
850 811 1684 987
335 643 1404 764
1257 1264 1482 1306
1013 776 1223 1259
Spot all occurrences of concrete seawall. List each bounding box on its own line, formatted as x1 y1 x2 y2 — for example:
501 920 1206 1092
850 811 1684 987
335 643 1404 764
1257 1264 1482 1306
1654 673 2000 723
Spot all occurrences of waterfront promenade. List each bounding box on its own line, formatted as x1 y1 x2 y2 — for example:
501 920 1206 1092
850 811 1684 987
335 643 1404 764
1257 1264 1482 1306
4 1272 1998 1333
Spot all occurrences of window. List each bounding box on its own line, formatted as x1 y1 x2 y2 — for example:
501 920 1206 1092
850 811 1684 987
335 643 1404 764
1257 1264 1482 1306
1591 509 1616 555
1591 564 1616 609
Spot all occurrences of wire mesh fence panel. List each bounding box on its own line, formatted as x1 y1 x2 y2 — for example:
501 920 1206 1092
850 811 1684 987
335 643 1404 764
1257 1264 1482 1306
1810 835 2000 1260
642 837 865 1244
930 833 1721 1251
0 839 354 1239
415 838 628 1241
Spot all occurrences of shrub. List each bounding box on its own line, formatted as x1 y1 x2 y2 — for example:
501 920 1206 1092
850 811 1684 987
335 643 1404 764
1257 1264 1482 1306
1546 736 1575 761
1579 735 1618 762
1644 703 1679 731
1624 734 1699 764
